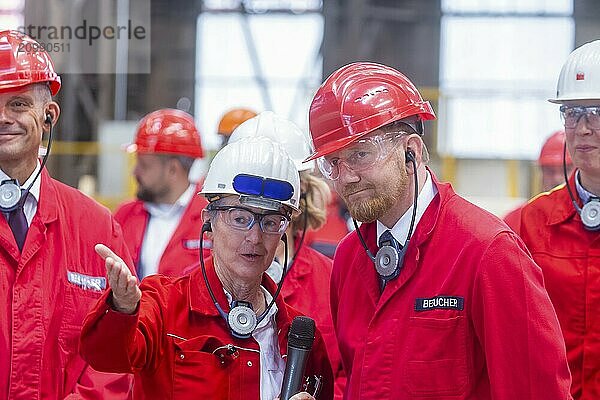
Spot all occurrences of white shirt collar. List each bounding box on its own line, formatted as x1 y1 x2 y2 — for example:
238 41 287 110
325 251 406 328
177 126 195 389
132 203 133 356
575 170 598 204
376 170 437 246
144 183 195 218
223 284 284 400
0 161 42 202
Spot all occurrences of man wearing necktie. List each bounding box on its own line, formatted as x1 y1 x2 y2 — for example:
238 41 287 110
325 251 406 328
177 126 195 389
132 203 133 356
6 189 28 250
304 62 573 399
0 30 135 399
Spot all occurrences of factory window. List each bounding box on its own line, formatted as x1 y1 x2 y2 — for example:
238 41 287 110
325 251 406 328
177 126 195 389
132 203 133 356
0 0 24 30
195 0 323 151
439 0 574 159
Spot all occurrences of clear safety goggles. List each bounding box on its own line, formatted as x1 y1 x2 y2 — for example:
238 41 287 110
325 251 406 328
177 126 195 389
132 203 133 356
233 174 294 201
560 105 600 129
208 205 290 234
317 131 406 180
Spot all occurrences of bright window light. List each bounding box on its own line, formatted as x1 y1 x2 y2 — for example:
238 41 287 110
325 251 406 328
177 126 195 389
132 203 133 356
0 0 24 12
439 4 574 159
0 14 23 30
442 0 572 14
196 11 323 150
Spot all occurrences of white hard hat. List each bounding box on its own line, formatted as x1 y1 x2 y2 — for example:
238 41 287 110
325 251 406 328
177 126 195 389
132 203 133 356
550 40 600 103
228 111 315 172
200 136 301 212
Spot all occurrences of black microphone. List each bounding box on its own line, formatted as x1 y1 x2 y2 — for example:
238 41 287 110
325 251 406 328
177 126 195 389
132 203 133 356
280 316 316 400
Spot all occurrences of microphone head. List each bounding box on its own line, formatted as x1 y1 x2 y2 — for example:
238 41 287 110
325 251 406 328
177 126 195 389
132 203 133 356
288 316 315 351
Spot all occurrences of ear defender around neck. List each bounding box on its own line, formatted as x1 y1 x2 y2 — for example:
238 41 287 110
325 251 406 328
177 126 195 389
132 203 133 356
580 197 600 231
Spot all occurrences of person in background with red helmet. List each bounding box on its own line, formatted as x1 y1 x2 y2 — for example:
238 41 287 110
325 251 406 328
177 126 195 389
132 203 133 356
306 62 572 399
0 30 134 398
539 130 575 191
518 40 600 400
217 107 257 148
504 130 574 233
114 109 209 278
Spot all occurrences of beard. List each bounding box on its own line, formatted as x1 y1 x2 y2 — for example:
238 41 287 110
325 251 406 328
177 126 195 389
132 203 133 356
342 158 409 222
136 186 157 203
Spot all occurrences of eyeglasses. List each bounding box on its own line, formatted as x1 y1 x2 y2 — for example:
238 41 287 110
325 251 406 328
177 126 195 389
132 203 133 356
560 105 600 129
317 132 406 180
233 174 294 201
209 205 290 234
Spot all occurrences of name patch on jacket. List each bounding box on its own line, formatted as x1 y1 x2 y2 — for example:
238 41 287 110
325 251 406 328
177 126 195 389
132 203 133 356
67 271 106 291
415 296 464 311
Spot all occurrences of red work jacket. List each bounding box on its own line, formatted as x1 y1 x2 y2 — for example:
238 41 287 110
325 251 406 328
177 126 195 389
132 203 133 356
282 244 345 399
331 172 572 399
519 172 600 400
502 202 524 235
0 170 133 399
80 257 334 400
304 193 350 258
113 184 209 277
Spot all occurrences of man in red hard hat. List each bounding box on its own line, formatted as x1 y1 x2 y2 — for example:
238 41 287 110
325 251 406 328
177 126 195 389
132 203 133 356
0 30 134 398
504 130 574 232
115 109 209 278
305 62 572 399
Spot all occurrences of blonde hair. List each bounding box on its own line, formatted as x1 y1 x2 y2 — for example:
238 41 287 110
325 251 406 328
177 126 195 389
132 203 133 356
292 171 331 232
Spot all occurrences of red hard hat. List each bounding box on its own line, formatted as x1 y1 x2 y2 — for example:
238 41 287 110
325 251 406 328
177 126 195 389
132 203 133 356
306 62 435 161
538 130 572 166
0 30 61 95
127 109 204 158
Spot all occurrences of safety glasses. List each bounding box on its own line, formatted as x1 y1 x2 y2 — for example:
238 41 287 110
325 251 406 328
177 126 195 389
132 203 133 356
317 131 406 180
560 105 600 129
208 205 290 234
233 174 294 201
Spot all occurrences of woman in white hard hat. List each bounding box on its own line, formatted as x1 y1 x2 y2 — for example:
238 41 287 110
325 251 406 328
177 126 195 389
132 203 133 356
79 137 334 400
229 111 345 398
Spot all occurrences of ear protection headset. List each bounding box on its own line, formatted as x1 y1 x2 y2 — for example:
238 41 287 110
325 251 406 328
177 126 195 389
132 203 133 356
563 142 600 231
0 113 53 213
354 148 419 291
199 218 290 339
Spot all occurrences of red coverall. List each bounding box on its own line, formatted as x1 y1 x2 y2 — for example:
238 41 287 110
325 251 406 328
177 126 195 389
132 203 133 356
519 173 600 400
304 193 350 258
282 243 345 399
502 202 524 235
0 170 133 399
331 172 572 399
79 257 334 400
113 183 209 277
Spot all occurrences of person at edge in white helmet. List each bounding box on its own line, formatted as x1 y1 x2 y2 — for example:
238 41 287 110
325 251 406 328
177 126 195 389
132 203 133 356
80 137 334 400
503 130 574 234
0 30 134 399
228 111 345 399
115 109 209 279
304 61 572 399
517 40 600 400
